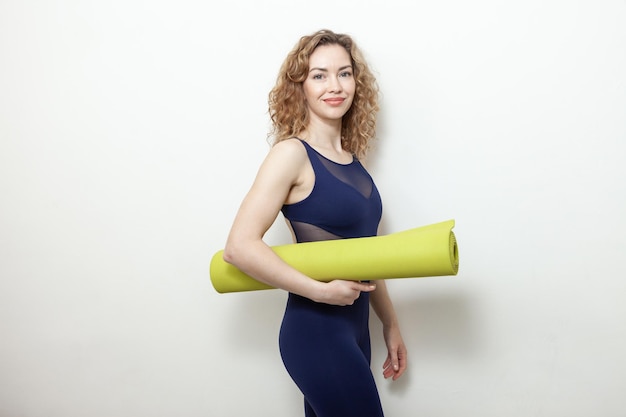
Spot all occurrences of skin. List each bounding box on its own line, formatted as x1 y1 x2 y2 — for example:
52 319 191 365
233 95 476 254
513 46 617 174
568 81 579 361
223 44 407 380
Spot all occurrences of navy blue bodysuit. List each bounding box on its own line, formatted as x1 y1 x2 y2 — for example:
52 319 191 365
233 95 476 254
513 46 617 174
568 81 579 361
279 139 385 417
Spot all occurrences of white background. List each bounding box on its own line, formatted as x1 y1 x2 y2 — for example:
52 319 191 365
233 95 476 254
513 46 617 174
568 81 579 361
1 1 625 416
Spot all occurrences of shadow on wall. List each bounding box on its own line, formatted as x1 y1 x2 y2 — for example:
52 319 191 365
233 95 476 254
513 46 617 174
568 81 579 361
396 290 477 357
215 282 478 357
369 286 478 391
370 286 480 361
217 290 288 352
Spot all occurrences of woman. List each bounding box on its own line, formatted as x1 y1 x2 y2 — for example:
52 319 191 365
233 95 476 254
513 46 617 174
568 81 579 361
223 29 407 417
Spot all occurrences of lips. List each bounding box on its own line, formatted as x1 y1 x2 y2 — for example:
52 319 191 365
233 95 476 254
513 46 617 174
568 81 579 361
324 98 345 106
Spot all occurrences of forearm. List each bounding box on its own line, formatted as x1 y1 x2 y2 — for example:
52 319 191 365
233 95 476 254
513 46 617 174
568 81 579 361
222 237 324 301
369 280 400 328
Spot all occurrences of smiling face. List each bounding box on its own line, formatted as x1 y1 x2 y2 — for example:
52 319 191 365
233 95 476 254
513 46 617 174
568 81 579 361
302 44 356 125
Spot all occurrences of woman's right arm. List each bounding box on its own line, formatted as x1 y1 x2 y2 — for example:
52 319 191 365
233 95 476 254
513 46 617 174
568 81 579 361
222 139 374 305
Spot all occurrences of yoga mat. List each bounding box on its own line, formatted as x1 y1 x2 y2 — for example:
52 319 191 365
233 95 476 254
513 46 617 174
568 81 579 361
210 219 459 293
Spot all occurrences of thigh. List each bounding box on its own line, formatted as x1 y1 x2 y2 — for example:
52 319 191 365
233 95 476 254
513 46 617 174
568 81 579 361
304 347 384 417
280 303 383 417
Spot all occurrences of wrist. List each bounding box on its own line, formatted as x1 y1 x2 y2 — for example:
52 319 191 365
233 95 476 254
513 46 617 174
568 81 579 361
382 317 400 330
301 278 327 303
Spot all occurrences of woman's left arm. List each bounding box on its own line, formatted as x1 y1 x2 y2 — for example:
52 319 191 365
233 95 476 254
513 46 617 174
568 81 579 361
369 280 408 380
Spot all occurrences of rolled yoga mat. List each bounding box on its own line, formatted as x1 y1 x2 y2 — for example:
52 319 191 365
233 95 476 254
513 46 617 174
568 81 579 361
210 219 459 293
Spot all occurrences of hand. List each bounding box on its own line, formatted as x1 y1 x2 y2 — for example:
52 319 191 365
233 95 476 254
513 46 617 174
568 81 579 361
382 325 407 380
316 280 376 306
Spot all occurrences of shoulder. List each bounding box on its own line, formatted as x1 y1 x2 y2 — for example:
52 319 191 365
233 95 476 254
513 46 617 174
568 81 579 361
255 138 308 183
264 138 308 167
271 138 306 157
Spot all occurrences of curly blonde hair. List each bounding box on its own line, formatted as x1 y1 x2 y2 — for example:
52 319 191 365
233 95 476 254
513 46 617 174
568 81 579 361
268 29 379 159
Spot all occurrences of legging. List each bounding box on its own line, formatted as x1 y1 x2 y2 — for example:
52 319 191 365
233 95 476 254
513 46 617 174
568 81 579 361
279 292 384 417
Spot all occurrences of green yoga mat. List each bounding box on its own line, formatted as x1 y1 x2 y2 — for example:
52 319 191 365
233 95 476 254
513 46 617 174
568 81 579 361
210 219 459 293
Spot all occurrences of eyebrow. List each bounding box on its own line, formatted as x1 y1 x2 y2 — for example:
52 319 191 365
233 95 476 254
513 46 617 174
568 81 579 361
309 65 353 73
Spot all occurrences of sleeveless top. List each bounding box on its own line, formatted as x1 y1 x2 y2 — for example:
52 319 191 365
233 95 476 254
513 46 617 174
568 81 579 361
281 139 382 242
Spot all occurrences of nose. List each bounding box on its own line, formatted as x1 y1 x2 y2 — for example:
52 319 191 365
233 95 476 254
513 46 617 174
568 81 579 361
327 75 342 93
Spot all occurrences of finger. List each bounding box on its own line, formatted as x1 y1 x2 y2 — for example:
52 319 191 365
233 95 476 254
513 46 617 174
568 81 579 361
392 350 408 380
382 356 391 369
382 354 395 379
356 282 376 292
392 352 400 372
382 348 406 380
390 353 400 375
393 365 406 380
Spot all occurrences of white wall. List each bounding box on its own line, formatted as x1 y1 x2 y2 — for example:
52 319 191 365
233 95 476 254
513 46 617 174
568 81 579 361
1 1 625 416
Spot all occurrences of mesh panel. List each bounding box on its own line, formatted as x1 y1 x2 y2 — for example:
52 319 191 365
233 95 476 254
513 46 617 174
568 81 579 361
316 155 372 199
289 221 341 243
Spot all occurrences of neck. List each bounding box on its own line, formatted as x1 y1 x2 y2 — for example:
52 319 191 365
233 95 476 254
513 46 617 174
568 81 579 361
300 119 343 152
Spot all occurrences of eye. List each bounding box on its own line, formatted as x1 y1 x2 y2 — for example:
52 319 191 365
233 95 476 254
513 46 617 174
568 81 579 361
312 73 324 80
339 70 353 78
